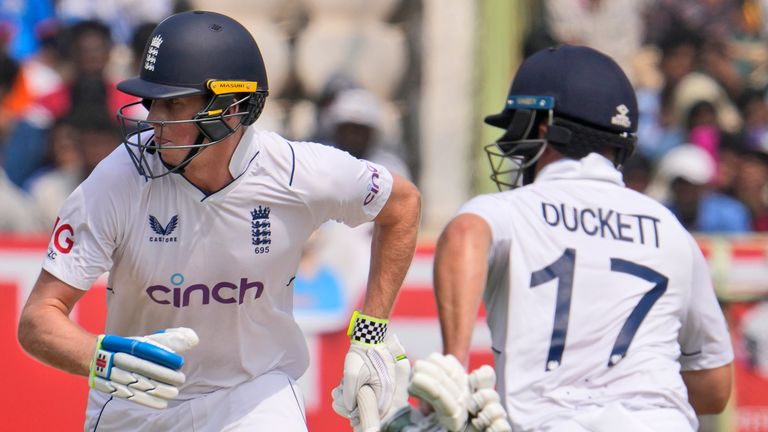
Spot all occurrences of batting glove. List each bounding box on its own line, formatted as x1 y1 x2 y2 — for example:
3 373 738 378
333 312 404 420
408 353 471 431
332 333 411 431
89 327 199 409
466 365 512 432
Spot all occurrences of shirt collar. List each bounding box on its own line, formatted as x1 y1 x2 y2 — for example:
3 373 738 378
228 126 260 178
535 153 625 186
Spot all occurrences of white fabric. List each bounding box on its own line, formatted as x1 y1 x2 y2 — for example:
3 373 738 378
541 405 691 432
84 370 307 432
457 154 733 432
42 126 392 427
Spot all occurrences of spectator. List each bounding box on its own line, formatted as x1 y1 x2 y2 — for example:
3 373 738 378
65 20 134 115
737 87 768 149
325 88 410 179
648 144 752 233
544 0 648 82
622 153 653 193
716 137 748 197
635 26 701 161
56 0 173 45
26 109 120 226
734 147 768 231
0 50 19 141
310 72 359 145
0 166 47 232
25 118 81 226
1 21 68 187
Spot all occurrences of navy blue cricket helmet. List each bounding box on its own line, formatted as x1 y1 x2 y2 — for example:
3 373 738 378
116 10 269 179
484 44 638 189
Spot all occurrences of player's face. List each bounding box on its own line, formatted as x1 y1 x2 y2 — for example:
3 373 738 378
147 95 206 166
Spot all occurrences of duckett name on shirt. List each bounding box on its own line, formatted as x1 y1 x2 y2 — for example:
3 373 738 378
146 278 264 307
541 201 661 248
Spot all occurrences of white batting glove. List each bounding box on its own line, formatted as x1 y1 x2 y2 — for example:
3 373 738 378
89 327 199 409
332 334 411 431
466 365 512 432
409 356 512 432
332 312 404 423
408 353 470 431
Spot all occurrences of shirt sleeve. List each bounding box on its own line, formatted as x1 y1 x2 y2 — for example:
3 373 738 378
42 171 122 291
456 194 514 242
678 235 734 370
295 142 393 228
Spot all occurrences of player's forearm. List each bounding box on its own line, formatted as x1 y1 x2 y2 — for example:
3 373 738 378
19 304 96 376
18 273 96 376
682 363 733 414
364 176 421 318
434 215 491 365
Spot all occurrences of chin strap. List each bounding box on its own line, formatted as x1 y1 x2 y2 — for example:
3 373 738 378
160 132 206 175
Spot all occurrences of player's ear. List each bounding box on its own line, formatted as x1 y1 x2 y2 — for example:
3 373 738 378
537 121 548 139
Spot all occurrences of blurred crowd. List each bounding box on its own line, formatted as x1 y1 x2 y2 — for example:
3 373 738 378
0 0 413 233
3 0 768 236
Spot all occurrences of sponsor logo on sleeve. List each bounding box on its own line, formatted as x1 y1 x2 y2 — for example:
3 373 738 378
251 206 271 254
364 164 380 206
49 217 74 256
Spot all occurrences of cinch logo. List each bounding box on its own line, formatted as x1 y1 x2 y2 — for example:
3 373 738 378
149 215 178 243
364 164 380 205
146 273 264 308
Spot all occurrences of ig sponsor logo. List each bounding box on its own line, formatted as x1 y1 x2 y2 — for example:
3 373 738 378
49 217 74 256
146 273 264 308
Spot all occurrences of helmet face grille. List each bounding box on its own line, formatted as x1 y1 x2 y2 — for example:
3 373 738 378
116 93 264 179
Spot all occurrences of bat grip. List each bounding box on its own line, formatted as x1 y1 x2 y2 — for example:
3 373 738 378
357 385 380 432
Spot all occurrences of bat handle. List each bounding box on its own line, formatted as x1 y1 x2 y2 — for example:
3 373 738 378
357 385 380 432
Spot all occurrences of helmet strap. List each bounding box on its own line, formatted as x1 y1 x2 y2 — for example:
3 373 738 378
160 132 205 175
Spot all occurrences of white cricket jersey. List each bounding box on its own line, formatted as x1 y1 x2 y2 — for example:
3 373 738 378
458 154 733 431
43 126 393 400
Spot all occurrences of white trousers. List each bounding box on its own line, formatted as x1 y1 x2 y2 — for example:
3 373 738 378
538 403 694 432
84 371 307 432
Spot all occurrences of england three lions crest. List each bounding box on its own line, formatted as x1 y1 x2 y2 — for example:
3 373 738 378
251 206 271 254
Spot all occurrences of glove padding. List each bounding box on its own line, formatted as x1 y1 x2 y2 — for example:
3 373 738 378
408 353 470 431
89 327 199 409
332 334 411 431
466 365 512 432
409 355 512 432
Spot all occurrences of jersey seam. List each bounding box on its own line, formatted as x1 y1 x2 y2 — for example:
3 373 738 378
287 141 296 187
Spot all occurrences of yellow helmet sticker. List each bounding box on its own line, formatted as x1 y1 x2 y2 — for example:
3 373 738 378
207 80 258 94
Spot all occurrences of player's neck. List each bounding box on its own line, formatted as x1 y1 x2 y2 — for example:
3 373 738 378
181 132 242 194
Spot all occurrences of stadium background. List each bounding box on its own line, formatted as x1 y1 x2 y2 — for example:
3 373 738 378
1 0 768 430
